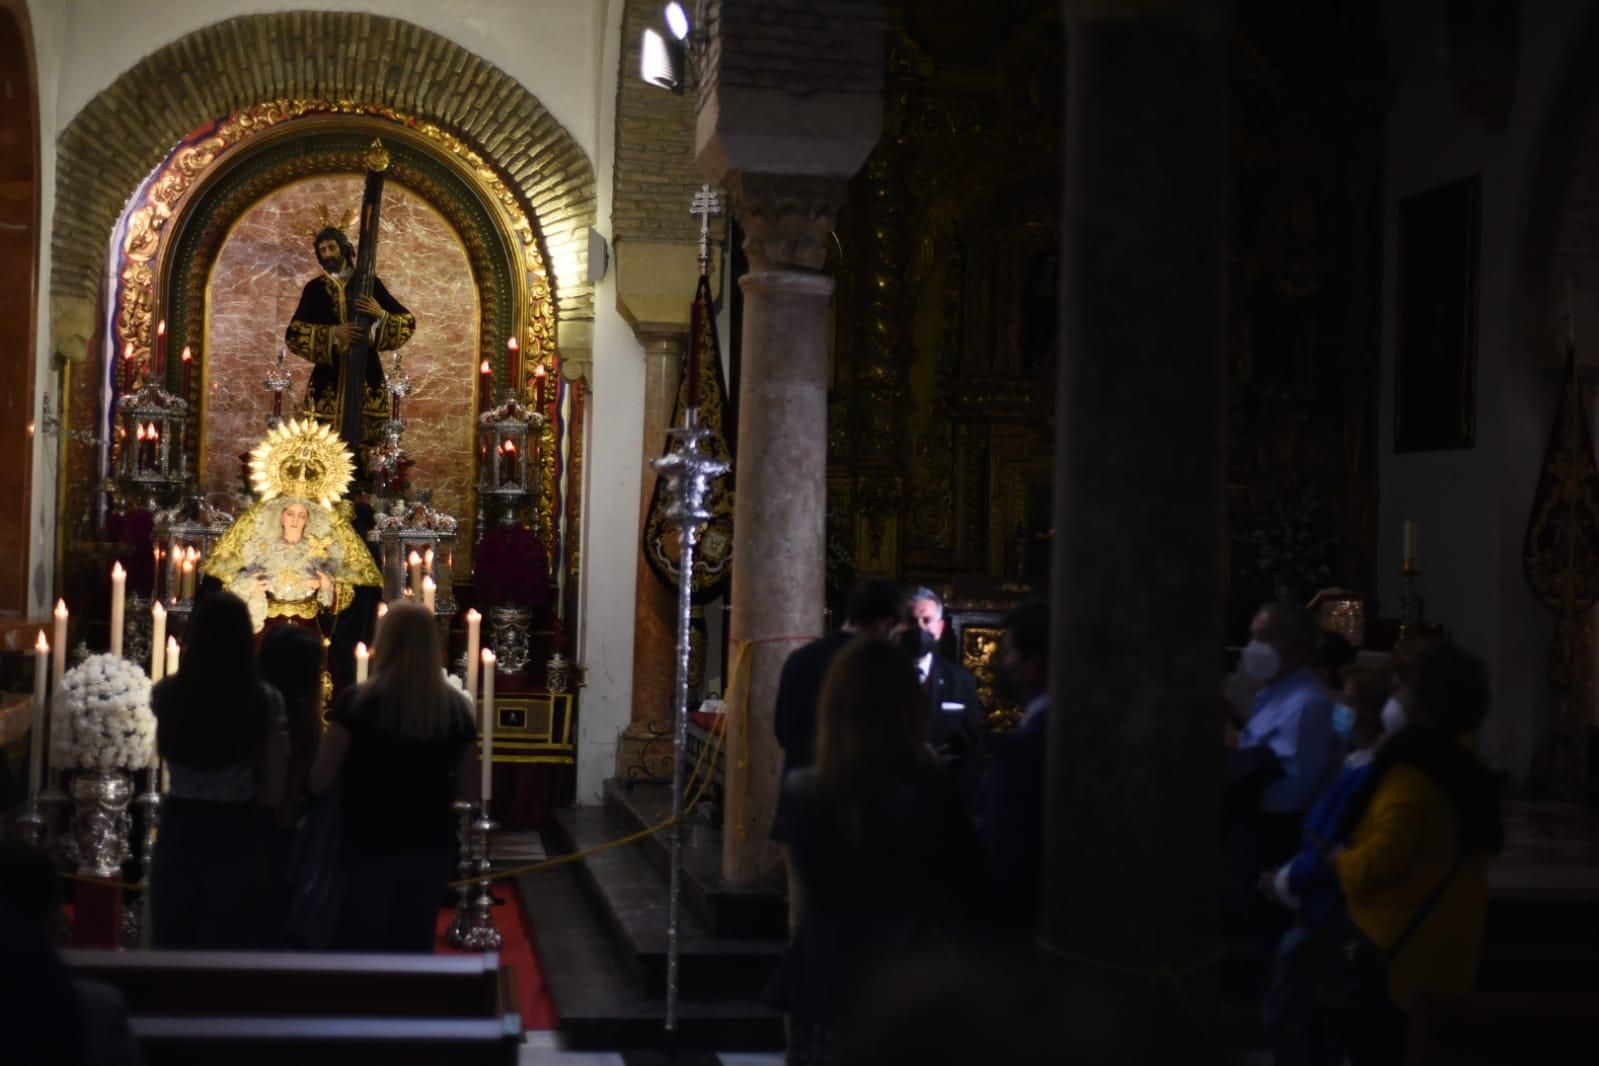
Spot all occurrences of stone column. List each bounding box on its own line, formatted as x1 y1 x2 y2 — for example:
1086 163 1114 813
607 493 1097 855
618 330 685 778
717 175 844 883
1043 1 1229 1052
695 0 885 887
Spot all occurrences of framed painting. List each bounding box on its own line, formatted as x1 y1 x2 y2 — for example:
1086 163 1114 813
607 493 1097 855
1394 175 1480 452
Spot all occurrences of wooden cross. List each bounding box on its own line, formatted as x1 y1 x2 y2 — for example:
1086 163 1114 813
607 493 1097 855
690 183 722 276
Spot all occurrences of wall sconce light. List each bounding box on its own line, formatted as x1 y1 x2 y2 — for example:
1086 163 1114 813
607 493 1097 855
641 3 694 93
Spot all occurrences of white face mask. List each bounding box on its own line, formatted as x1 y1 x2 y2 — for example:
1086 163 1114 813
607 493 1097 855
1241 640 1282 682
1381 697 1408 735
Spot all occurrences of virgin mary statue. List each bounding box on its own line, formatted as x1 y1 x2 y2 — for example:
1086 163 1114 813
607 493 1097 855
206 420 381 632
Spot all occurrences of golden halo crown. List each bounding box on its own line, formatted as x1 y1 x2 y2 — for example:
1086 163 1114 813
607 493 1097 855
301 202 359 243
248 419 354 509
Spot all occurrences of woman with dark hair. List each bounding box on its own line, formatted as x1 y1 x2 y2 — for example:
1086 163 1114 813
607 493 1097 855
151 591 287 948
1330 642 1504 1066
257 623 326 945
310 601 476 952
770 638 985 1066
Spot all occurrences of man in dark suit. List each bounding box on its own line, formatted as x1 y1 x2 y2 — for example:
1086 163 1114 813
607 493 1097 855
908 587 986 802
978 601 1049 938
774 578 906 781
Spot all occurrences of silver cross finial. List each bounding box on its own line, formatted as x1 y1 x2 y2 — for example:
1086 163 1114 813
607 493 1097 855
690 184 722 276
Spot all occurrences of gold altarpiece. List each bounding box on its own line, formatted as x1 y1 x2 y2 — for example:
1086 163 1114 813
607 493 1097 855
57 102 572 642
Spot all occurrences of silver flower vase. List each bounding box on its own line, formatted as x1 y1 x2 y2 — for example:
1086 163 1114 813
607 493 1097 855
71 770 134 879
545 652 570 694
488 605 532 674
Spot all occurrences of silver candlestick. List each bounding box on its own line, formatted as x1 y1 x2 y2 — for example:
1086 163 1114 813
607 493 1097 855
17 794 46 848
457 805 503 951
445 799 479 948
652 407 730 1035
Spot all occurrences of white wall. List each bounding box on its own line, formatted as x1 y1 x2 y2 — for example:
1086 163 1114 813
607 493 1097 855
1379 0 1590 782
30 0 644 801
28 0 65 620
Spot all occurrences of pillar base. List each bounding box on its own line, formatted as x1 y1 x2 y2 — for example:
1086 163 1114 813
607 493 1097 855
614 719 674 783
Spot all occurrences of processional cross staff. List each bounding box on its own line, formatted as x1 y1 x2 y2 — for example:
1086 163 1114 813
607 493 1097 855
659 182 728 1036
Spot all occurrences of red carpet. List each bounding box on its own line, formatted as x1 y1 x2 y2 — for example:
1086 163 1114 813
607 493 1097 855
436 879 557 1030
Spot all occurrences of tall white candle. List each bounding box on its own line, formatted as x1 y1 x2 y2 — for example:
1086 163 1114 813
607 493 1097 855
423 547 435 576
165 636 180 678
480 649 496 802
109 562 126 658
150 601 167 681
422 575 437 613
51 599 67 696
407 551 423 594
464 609 481 704
28 631 47 796
354 641 369 684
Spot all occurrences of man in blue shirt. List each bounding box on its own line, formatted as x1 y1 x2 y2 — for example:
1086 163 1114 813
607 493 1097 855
1225 600 1343 949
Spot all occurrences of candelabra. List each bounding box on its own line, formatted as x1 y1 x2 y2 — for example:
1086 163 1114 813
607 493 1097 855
368 351 415 496
1396 561 1422 644
445 799 479 947
476 394 545 531
114 380 190 510
456 803 503 950
264 349 293 429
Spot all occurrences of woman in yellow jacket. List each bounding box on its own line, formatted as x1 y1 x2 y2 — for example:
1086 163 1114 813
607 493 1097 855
1331 642 1503 1066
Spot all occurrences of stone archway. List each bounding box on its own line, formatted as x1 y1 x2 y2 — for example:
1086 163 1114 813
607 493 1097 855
52 11 596 346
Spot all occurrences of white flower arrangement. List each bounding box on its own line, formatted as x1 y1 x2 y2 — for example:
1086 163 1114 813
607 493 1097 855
51 653 155 770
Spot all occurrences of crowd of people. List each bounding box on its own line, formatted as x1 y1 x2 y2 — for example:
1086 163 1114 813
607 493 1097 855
771 585 1504 1066
141 592 476 953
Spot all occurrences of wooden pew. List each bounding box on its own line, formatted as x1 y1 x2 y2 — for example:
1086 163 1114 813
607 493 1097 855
129 1015 521 1065
63 950 523 1065
1408 992 1599 1066
64 949 512 1017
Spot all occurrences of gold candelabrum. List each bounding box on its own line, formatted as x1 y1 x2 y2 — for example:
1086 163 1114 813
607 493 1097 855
1396 560 1422 643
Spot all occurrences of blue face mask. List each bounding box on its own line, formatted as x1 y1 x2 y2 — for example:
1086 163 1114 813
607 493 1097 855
1331 702 1357 740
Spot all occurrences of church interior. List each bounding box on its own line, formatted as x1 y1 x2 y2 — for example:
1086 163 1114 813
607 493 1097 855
3 1 1599 1063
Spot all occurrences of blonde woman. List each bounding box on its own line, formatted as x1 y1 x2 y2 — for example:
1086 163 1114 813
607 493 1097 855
310 601 477 951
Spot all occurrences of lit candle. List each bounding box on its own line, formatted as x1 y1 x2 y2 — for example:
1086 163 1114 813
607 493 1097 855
354 641 369 684
165 636 180 678
51 600 67 697
122 341 136 391
480 649 496 801
422 575 437 613
423 547 434 576
109 562 126 658
152 545 162 598
155 319 167 375
506 336 520 392
181 345 193 396
150 601 167 682
28 631 47 796
501 439 517 483
464 608 481 703
180 555 196 600
479 359 493 410
1403 520 1416 568
407 551 423 594
533 363 547 408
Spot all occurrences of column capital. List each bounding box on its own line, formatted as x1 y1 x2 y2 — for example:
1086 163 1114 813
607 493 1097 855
726 172 849 273
634 327 688 360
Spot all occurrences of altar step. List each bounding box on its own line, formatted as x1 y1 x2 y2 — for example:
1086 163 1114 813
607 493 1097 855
525 780 784 1051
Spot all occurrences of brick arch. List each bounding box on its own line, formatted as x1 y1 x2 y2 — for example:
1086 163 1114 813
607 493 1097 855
53 10 595 333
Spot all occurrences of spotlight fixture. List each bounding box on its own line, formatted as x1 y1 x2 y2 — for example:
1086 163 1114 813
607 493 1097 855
640 3 696 94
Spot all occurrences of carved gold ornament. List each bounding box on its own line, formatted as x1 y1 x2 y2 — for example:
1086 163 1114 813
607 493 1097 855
248 418 355 508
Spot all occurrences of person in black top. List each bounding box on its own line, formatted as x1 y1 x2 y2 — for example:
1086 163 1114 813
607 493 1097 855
151 591 287 949
774 579 905 787
310 601 477 952
771 638 985 1066
256 623 327 946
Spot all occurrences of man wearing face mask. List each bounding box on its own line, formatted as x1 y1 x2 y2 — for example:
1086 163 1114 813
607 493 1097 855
1226 602 1344 945
905 588 985 805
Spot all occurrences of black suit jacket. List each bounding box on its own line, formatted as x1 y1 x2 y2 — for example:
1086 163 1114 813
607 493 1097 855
774 630 854 779
924 655 985 801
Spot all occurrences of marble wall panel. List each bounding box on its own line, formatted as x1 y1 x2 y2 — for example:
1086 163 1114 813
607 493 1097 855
204 176 480 538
